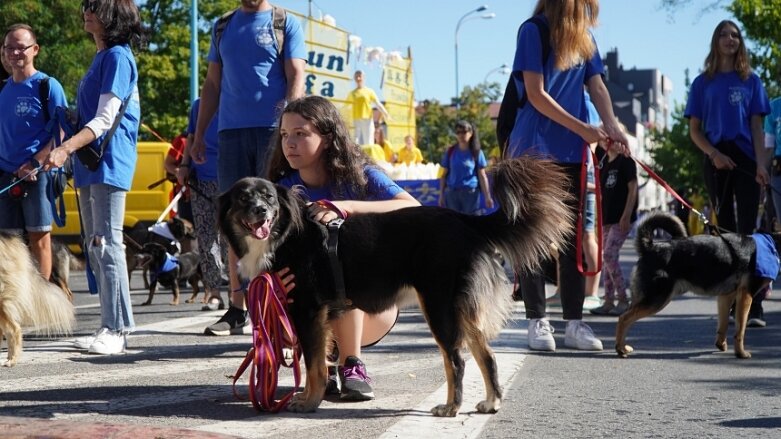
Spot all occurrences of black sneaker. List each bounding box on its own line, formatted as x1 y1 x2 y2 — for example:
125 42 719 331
325 365 340 396
203 306 250 336
339 356 374 401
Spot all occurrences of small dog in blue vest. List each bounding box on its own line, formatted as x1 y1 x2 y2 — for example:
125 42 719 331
140 242 202 306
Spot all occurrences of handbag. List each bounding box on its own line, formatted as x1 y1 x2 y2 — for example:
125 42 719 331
75 96 131 171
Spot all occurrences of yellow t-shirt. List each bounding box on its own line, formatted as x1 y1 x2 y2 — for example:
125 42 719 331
397 146 423 165
349 87 379 120
361 144 387 164
381 140 398 163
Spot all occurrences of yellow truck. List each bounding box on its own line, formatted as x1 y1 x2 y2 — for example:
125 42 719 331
52 141 173 252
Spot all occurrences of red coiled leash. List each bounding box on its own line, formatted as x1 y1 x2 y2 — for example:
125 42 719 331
232 272 302 413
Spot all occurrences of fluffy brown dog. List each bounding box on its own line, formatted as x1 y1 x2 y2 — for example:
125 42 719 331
0 231 75 367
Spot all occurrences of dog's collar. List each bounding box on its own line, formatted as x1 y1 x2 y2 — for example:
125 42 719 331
326 218 348 305
151 253 179 282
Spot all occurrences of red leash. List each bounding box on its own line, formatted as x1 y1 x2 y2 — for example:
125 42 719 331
232 272 302 413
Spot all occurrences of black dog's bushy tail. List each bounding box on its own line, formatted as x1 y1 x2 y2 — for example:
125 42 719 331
477 157 574 274
635 211 687 255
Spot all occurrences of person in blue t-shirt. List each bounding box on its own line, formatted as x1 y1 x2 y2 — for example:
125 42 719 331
0 24 68 281
685 20 770 327
194 0 308 337
176 98 225 312
764 96 781 225
267 96 420 401
44 0 145 356
438 120 494 214
508 0 629 353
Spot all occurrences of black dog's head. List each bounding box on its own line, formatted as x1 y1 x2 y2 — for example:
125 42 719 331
218 177 304 279
141 242 170 268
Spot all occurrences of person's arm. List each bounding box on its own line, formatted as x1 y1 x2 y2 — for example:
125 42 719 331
374 97 391 121
587 75 629 154
308 192 420 224
619 178 638 233
752 114 770 186
191 62 221 165
176 134 194 187
688 116 735 171
523 71 595 141
439 172 447 207
477 167 494 209
284 57 306 101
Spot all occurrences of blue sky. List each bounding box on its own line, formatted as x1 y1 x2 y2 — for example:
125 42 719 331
272 0 732 108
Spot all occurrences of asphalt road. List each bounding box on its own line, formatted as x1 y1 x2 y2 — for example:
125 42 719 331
1 243 780 438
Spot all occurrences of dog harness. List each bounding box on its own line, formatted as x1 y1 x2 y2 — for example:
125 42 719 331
316 200 349 305
150 253 178 284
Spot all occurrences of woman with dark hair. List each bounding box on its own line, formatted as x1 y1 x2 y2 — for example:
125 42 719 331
267 95 420 401
43 0 146 355
685 19 770 325
438 120 494 214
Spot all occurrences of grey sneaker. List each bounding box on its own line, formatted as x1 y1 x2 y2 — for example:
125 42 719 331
73 328 109 350
339 356 375 401
564 320 603 351
204 306 250 336
527 318 556 351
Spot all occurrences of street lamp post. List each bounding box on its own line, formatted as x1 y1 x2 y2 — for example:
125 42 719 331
455 5 495 108
484 63 511 83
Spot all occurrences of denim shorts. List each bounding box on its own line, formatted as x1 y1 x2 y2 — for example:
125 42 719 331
583 191 596 233
218 127 277 193
0 170 53 232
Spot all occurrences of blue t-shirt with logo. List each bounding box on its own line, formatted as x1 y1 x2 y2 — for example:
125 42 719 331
276 166 403 202
507 14 604 164
72 45 140 191
685 71 769 161
0 72 68 173
763 96 781 156
207 8 306 131
440 146 487 189
186 98 219 181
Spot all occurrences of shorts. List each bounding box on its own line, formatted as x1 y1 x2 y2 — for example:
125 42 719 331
0 170 53 232
217 127 276 193
584 191 596 233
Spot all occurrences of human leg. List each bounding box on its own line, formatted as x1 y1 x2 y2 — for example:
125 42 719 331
27 231 52 280
191 178 224 309
21 171 54 279
333 309 375 400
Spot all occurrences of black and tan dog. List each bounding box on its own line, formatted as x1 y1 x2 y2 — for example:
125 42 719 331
124 217 196 289
139 242 202 306
218 157 572 417
616 211 780 359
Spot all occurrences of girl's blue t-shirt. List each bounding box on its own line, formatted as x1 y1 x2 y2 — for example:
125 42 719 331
276 166 403 201
507 14 604 164
440 146 487 189
0 72 68 173
207 9 306 131
685 71 769 160
72 45 140 191
186 98 219 181
764 97 781 156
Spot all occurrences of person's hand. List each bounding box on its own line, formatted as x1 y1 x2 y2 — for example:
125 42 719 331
619 215 632 234
15 160 40 182
438 193 446 207
190 137 207 165
756 165 770 187
710 151 736 170
306 201 346 224
43 147 70 171
581 124 608 145
176 166 189 187
484 196 495 210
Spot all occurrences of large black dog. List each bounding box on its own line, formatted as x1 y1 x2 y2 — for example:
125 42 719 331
218 157 572 417
616 211 781 359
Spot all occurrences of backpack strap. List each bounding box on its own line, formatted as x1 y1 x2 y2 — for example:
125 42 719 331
214 8 238 65
39 76 51 123
272 5 286 57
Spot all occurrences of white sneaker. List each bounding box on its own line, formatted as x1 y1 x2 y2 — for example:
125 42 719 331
73 328 109 350
564 320 603 351
88 330 127 355
527 318 556 351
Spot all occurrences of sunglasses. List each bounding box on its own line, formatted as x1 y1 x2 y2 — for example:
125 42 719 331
82 0 98 13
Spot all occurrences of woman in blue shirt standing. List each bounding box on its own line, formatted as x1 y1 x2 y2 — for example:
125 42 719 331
508 0 628 353
44 0 145 355
685 19 770 325
438 120 494 214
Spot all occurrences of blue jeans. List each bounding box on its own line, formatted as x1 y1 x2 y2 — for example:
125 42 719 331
444 187 480 214
79 184 134 333
217 127 276 193
0 170 53 232
584 191 596 233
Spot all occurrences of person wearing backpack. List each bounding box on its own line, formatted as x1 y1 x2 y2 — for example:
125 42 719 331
438 120 494 214
191 0 307 336
506 0 628 352
0 24 68 281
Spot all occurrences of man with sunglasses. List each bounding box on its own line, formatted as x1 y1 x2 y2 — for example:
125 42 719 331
0 24 68 281
192 0 307 336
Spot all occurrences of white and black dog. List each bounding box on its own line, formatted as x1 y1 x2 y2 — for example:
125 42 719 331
218 157 572 417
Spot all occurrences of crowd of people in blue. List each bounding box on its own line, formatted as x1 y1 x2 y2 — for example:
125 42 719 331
0 0 776 403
